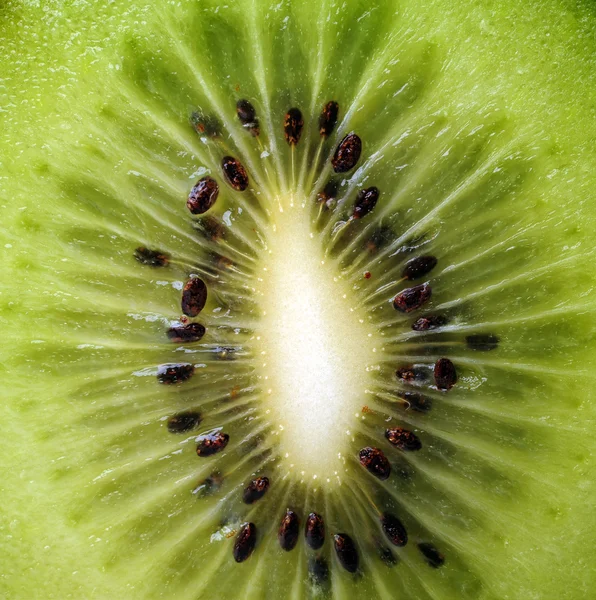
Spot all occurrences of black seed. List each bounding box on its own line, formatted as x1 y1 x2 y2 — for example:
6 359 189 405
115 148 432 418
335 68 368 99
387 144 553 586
381 513 408 547
395 365 428 383
385 428 422 451
166 322 206 343
187 176 219 215
157 363 194 384
236 99 260 136
402 256 438 280
167 411 201 434
284 108 304 145
352 186 379 220
412 314 448 331
190 111 220 137
466 333 500 351
333 533 359 573
393 283 432 313
377 544 398 566
359 447 391 480
192 471 223 496
319 100 339 137
305 512 325 550
332 133 362 173
418 542 445 568
278 510 300 551
308 556 329 585
234 523 257 563
196 430 229 457
221 156 249 191
397 391 433 412
134 247 170 267
181 277 207 317
242 476 270 504
434 357 457 390
236 99 256 123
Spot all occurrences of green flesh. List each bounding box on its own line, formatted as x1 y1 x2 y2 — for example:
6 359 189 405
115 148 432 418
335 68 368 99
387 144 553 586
2 0 596 598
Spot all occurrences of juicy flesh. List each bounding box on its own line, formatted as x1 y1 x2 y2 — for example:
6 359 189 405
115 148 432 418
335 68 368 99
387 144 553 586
2 0 596 598
258 201 376 477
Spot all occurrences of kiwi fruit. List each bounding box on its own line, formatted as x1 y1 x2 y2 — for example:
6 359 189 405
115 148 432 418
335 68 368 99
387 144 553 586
1 0 596 598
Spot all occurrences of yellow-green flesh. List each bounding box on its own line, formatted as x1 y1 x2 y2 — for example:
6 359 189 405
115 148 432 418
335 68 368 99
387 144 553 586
1 0 596 598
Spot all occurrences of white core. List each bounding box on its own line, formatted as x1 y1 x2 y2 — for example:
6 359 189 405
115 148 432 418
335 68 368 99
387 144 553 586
258 203 376 478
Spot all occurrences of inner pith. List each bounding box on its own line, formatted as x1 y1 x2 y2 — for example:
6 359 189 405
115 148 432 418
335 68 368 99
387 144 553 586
257 201 376 477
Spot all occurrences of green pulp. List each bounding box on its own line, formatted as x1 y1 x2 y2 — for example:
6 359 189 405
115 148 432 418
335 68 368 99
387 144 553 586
1 0 596 598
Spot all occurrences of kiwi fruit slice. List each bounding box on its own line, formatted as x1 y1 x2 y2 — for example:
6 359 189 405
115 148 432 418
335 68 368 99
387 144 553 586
2 0 596 598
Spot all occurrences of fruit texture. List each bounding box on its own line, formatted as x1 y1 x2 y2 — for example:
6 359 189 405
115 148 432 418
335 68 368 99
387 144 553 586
1 1 596 599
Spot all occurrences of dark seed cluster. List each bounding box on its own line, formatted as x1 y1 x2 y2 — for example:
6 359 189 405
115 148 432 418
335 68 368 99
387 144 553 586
333 533 359 573
236 99 260 136
222 155 249 191
434 357 457 390
181 277 208 317
234 522 257 563
387 253 457 422
157 363 195 384
412 314 448 331
305 512 325 550
402 255 438 281
229 502 365 574
196 430 230 457
317 179 339 209
167 411 202 434
377 543 398 567
284 108 304 145
278 510 300 551
385 427 422 451
466 333 500 351
396 365 428 383
242 477 270 504
319 100 339 137
381 513 408 547
359 446 391 480
332 133 362 173
187 176 219 215
131 100 494 581
166 322 206 343
393 283 432 313
392 256 436 313
352 186 380 220
418 542 445 568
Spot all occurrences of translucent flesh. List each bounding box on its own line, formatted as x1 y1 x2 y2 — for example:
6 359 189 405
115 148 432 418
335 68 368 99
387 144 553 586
2 1 596 599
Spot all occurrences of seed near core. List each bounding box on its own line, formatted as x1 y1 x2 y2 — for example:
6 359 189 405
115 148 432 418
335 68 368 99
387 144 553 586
258 201 376 478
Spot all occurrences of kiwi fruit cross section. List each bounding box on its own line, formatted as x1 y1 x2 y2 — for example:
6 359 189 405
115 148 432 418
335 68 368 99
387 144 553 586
2 0 596 599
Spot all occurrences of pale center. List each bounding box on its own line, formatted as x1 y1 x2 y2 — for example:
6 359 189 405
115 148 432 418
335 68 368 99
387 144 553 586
257 202 376 479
